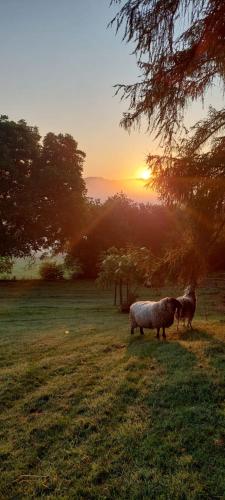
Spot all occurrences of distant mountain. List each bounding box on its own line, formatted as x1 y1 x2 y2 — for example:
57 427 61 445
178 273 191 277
85 176 159 204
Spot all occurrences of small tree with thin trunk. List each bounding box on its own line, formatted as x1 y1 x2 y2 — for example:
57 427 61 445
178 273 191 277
97 246 153 310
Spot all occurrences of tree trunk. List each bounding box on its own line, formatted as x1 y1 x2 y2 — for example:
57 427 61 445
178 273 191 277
126 281 129 303
119 279 123 305
114 282 117 305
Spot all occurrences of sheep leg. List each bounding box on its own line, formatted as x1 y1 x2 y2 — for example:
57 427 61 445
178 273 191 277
156 328 160 340
130 314 136 335
140 327 144 335
162 327 166 340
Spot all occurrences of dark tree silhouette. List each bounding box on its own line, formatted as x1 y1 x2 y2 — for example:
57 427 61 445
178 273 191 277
148 111 225 282
39 132 86 251
111 1 225 281
0 116 86 256
68 193 180 278
110 0 225 146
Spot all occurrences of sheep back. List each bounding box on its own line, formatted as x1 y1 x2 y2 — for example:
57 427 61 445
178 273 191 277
130 298 178 329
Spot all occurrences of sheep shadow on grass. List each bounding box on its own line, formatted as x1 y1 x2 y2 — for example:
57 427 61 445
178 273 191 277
123 331 225 497
127 334 196 373
175 327 212 342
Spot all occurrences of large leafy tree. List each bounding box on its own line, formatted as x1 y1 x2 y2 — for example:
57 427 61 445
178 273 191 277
111 0 225 281
149 111 225 281
0 116 86 256
38 132 86 251
0 115 41 256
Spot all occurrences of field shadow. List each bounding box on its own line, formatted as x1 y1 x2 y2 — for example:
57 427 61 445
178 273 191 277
113 332 225 497
88 325 225 496
127 335 196 376
175 327 213 342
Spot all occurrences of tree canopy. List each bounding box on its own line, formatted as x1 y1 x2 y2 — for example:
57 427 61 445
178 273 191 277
145 110 225 282
68 193 178 278
111 1 225 282
0 116 86 257
110 0 225 146
97 246 153 307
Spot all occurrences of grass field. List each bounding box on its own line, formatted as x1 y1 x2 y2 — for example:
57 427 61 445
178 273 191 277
0 279 225 499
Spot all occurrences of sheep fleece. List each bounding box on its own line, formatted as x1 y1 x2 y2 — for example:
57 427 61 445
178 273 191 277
130 298 175 329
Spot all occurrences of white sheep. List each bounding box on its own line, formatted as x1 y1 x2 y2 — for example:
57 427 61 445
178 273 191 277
176 284 196 330
130 297 181 339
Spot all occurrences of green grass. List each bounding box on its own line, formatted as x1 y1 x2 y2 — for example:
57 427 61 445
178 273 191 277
8 256 64 280
0 280 225 499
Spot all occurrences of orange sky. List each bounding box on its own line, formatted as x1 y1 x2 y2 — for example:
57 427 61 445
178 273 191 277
0 0 224 180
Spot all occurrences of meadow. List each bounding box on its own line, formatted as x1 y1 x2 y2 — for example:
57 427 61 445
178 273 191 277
0 278 225 499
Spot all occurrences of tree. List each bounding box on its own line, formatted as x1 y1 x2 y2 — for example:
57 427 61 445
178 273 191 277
38 132 86 251
0 115 40 256
96 247 121 305
0 116 86 257
97 246 153 309
39 261 64 281
148 110 225 282
111 2 225 281
110 0 225 147
67 193 177 278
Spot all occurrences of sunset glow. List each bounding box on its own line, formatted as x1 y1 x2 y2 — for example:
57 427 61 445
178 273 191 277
137 168 151 180
141 169 150 180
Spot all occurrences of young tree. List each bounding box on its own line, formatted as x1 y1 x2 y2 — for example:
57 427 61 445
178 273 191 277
96 247 121 305
97 246 153 308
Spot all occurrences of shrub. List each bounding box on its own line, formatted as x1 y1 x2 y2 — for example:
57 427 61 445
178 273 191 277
39 261 64 281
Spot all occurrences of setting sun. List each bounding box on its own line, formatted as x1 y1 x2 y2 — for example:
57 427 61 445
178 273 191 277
141 169 150 180
137 168 151 180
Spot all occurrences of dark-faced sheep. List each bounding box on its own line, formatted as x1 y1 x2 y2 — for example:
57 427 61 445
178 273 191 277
176 284 196 330
130 297 181 339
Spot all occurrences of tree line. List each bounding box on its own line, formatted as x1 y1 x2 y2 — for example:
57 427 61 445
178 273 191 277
0 114 225 283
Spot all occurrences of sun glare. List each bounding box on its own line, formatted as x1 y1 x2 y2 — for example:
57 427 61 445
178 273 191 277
140 169 151 180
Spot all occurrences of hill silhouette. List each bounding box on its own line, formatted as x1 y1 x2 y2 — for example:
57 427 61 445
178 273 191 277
85 176 158 204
